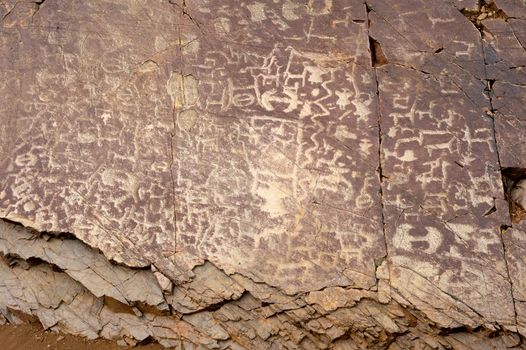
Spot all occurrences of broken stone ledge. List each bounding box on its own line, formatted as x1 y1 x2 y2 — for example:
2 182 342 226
0 219 523 349
1 0 526 348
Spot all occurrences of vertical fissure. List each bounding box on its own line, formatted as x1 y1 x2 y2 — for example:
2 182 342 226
365 2 391 286
479 19 519 325
165 1 186 259
169 131 177 256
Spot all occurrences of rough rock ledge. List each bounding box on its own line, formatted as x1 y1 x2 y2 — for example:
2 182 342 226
0 0 526 349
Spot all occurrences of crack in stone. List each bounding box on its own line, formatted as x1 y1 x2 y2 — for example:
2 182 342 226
478 18 520 329
169 129 177 257
503 169 526 223
2 0 526 347
365 2 391 292
31 0 46 19
169 0 202 30
460 0 510 39
1 0 19 23
368 36 389 67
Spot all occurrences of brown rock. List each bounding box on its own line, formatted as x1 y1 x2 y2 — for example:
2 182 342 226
0 0 525 348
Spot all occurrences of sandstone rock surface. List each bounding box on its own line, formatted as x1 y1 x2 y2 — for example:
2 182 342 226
0 0 525 348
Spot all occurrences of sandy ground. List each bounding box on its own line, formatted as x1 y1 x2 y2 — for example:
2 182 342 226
0 323 166 350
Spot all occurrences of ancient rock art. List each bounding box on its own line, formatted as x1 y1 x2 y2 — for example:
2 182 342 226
0 0 525 348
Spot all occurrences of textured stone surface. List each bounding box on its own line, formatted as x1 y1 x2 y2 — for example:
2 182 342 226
0 222 166 307
487 0 526 169
0 0 525 348
485 0 526 340
369 0 516 330
1 219 524 349
174 0 385 293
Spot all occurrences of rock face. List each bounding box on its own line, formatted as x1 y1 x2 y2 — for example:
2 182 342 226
0 0 525 348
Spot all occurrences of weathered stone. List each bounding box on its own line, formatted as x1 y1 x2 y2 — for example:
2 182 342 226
368 0 517 332
183 312 230 341
0 0 525 348
305 287 364 312
0 220 165 308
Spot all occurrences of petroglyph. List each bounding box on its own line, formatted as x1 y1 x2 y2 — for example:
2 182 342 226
0 0 526 348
